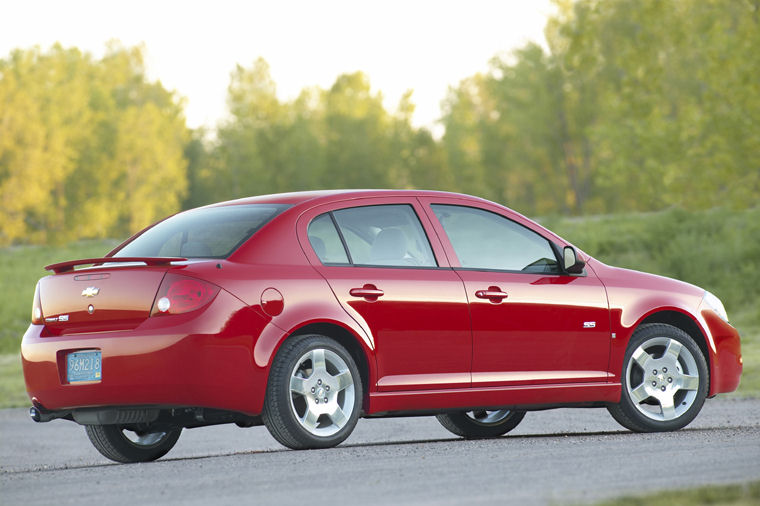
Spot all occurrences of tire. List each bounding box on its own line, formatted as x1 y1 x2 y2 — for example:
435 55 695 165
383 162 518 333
607 323 709 432
85 424 182 463
262 334 363 449
436 409 526 438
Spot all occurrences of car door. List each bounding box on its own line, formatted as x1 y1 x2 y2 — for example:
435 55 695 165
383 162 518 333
419 197 611 388
297 198 472 392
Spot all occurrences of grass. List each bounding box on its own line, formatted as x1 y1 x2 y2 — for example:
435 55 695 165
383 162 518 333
0 354 27 408
542 207 760 329
0 238 119 354
543 207 760 398
0 208 757 407
595 480 760 506
0 238 118 408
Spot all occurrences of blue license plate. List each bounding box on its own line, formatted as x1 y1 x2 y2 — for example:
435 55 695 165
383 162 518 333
67 351 102 383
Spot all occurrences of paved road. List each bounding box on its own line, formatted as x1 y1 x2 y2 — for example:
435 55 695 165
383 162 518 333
1 398 758 505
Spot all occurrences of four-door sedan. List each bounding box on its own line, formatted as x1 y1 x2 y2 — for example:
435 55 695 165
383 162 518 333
21 190 742 462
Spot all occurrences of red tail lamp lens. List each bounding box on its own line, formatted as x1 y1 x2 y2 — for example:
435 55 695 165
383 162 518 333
151 274 220 316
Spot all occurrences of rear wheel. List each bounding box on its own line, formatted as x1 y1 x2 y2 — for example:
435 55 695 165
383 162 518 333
85 424 182 463
437 409 526 438
607 323 708 432
263 334 363 449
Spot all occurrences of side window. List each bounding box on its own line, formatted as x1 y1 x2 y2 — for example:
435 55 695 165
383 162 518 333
431 204 560 274
331 205 437 268
307 214 349 264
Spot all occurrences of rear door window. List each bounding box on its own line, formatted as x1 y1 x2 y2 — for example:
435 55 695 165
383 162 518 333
309 205 437 268
307 214 350 264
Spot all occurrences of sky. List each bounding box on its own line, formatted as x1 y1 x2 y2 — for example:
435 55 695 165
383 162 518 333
0 0 554 134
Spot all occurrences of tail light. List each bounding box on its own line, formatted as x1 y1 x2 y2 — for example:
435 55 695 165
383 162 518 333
31 282 43 324
151 273 220 316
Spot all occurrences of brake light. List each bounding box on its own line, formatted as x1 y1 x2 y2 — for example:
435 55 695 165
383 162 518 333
151 274 220 316
31 282 43 324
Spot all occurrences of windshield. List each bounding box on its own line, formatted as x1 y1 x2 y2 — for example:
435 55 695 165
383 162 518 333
113 204 290 259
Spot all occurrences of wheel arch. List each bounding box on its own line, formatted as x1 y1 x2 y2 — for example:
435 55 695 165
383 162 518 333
608 315 711 432
609 305 713 390
639 310 710 374
288 322 373 413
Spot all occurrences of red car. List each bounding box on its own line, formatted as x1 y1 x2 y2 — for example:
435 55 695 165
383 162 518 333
21 190 742 463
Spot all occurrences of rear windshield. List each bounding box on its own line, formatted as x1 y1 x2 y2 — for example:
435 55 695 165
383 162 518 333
113 204 290 259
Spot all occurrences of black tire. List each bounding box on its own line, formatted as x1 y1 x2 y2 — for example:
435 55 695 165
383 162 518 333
607 323 708 433
85 424 182 463
262 334 363 450
436 409 526 438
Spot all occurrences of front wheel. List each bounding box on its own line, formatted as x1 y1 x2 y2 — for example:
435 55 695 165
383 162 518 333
85 424 182 463
436 409 526 438
607 323 708 432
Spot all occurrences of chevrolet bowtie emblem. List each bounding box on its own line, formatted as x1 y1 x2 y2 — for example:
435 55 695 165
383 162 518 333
81 287 100 297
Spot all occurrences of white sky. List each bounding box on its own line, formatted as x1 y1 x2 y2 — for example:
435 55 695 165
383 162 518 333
0 0 554 134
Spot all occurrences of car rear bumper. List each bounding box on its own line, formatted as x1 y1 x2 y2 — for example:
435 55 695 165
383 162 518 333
21 290 272 415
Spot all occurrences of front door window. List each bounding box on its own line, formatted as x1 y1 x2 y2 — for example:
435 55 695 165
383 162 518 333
431 204 560 273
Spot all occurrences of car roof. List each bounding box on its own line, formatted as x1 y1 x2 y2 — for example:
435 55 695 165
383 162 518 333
207 189 489 209
196 189 577 261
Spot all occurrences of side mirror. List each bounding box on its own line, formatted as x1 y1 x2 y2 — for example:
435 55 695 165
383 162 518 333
563 246 586 274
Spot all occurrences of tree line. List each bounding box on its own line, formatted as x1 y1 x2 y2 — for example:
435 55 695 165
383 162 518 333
1 0 758 246
0 43 187 245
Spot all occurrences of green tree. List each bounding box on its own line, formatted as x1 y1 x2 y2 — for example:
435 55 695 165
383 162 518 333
209 60 439 200
0 43 189 245
547 0 760 211
321 72 394 188
0 45 94 243
440 74 492 200
213 58 292 200
441 0 760 215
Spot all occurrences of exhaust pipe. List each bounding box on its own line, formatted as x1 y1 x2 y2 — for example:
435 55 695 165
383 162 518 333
29 406 65 423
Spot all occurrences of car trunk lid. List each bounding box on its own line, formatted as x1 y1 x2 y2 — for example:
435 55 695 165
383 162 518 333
38 258 184 334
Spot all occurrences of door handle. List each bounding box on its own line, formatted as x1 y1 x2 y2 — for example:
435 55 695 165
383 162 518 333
475 286 508 303
349 284 384 301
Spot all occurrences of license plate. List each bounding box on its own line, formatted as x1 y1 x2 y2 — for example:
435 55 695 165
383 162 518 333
67 351 102 383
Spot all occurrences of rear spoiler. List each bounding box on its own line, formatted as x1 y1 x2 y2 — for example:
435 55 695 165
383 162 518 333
45 257 187 274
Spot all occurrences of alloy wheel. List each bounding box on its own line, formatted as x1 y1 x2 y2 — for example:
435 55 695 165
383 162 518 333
288 348 356 437
465 409 514 425
625 336 700 421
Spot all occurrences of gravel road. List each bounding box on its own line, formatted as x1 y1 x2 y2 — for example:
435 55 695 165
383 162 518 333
1 398 758 505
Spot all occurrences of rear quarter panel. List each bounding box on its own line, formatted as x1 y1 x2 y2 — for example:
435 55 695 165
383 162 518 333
180 209 379 398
